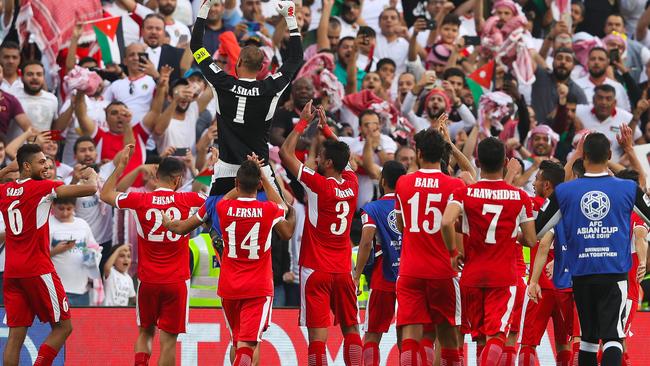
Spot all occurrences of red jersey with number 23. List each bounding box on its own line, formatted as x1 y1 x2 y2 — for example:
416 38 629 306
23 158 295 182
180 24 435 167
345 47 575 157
116 188 206 283
0 179 63 278
298 164 358 273
395 169 464 279
197 198 285 299
450 179 533 287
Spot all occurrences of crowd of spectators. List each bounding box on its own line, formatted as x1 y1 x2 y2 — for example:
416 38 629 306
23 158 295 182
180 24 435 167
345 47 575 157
1 0 650 308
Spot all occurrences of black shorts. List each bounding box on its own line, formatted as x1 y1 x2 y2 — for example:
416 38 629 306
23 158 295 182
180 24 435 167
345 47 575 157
572 273 628 343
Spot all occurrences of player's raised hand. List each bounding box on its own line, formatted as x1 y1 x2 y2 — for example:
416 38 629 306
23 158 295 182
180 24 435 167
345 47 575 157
527 282 542 304
158 65 174 87
299 99 316 122
616 123 633 151
116 144 135 168
247 152 265 168
276 1 296 17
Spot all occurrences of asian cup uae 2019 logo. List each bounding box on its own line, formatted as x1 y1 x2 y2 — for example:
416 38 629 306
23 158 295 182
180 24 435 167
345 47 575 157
580 191 610 221
388 210 400 234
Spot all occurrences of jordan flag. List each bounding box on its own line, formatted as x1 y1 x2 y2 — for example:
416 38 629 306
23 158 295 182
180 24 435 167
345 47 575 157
466 60 495 104
91 16 125 65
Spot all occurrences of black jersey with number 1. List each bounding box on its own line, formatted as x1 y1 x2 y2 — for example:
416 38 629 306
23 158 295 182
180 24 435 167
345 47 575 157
190 17 304 166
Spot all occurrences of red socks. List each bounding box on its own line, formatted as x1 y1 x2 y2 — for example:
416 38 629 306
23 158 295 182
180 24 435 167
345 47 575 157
557 349 572 366
518 345 536 366
233 346 254 366
343 333 362 366
571 342 580 366
308 340 328 366
134 352 151 366
481 338 505 366
420 338 435 366
34 343 58 366
363 341 380 366
440 348 462 366
400 338 422 366
499 346 516 366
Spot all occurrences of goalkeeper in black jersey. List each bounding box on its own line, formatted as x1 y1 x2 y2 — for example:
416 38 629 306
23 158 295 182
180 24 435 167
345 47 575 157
191 0 304 196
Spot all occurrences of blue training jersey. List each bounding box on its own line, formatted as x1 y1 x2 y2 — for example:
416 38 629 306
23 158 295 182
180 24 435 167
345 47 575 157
552 221 572 289
536 174 650 277
361 195 401 282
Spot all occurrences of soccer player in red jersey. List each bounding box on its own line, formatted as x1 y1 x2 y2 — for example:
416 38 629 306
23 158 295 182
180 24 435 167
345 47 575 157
279 103 362 366
519 160 574 366
100 145 207 366
441 137 537 366
352 161 407 366
163 157 296 366
393 128 465 366
1 144 99 366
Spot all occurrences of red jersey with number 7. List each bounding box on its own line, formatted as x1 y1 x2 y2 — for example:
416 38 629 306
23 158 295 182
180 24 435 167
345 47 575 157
196 198 285 299
0 179 63 278
115 188 206 283
297 164 358 273
449 179 534 287
395 169 465 279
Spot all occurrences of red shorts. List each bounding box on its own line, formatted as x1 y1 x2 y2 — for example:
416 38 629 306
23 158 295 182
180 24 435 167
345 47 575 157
299 267 359 328
222 296 273 343
461 285 517 337
396 275 461 327
137 280 189 334
520 288 572 346
363 289 396 333
508 277 527 334
3 272 71 327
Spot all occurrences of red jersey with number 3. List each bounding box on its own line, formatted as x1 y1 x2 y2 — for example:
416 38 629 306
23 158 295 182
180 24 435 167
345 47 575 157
450 179 534 287
115 188 206 283
298 164 358 273
197 198 285 299
395 169 465 279
0 179 63 278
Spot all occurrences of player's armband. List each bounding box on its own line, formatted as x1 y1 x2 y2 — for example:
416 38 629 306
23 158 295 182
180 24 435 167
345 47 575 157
193 47 211 64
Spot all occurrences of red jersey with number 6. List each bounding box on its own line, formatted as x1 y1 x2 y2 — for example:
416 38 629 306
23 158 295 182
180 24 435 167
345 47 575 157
115 188 206 283
197 198 285 299
0 179 64 278
395 169 464 279
449 179 534 287
298 164 358 273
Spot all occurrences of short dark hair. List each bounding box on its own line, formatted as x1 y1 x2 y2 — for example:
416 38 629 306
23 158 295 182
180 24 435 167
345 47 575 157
571 0 585 16
143 13 166 25
20 59 44 74
589 46 608 58
338 36 355 46
157 157 185 181
442 67 466 85
566 93 579 104
357 26 376 38
379 7 399 20
539 160 565 188
441 14 461 27
0 41 20 52
236 160 261 193
239 46 264 72
322 139 351 172
594 83 616 96
169 78 190 96
381 160 407 189
615 168 640 184
477 137 506 173
78 57 97 67
573 158 585 177
106 101 127 111
414 129 449 164
17 144 43 173
329 17 341 28
53 196 77 206
376 58 396 71
73 136 96 154
358 109 379 126
583 132 610 164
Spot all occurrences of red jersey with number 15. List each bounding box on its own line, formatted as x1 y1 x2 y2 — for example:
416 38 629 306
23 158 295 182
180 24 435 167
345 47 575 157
395 169 465 279
450 179 533 287
115 188 206 283
0 179 63 278
197 198 285 299
298 164 358 273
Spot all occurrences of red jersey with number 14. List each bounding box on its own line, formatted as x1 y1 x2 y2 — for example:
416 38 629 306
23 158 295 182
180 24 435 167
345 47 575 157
197 198 285 299
395 169 465 279
0 179 63 278
450 179 533 287
116 188 206 283
298 164 358 273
